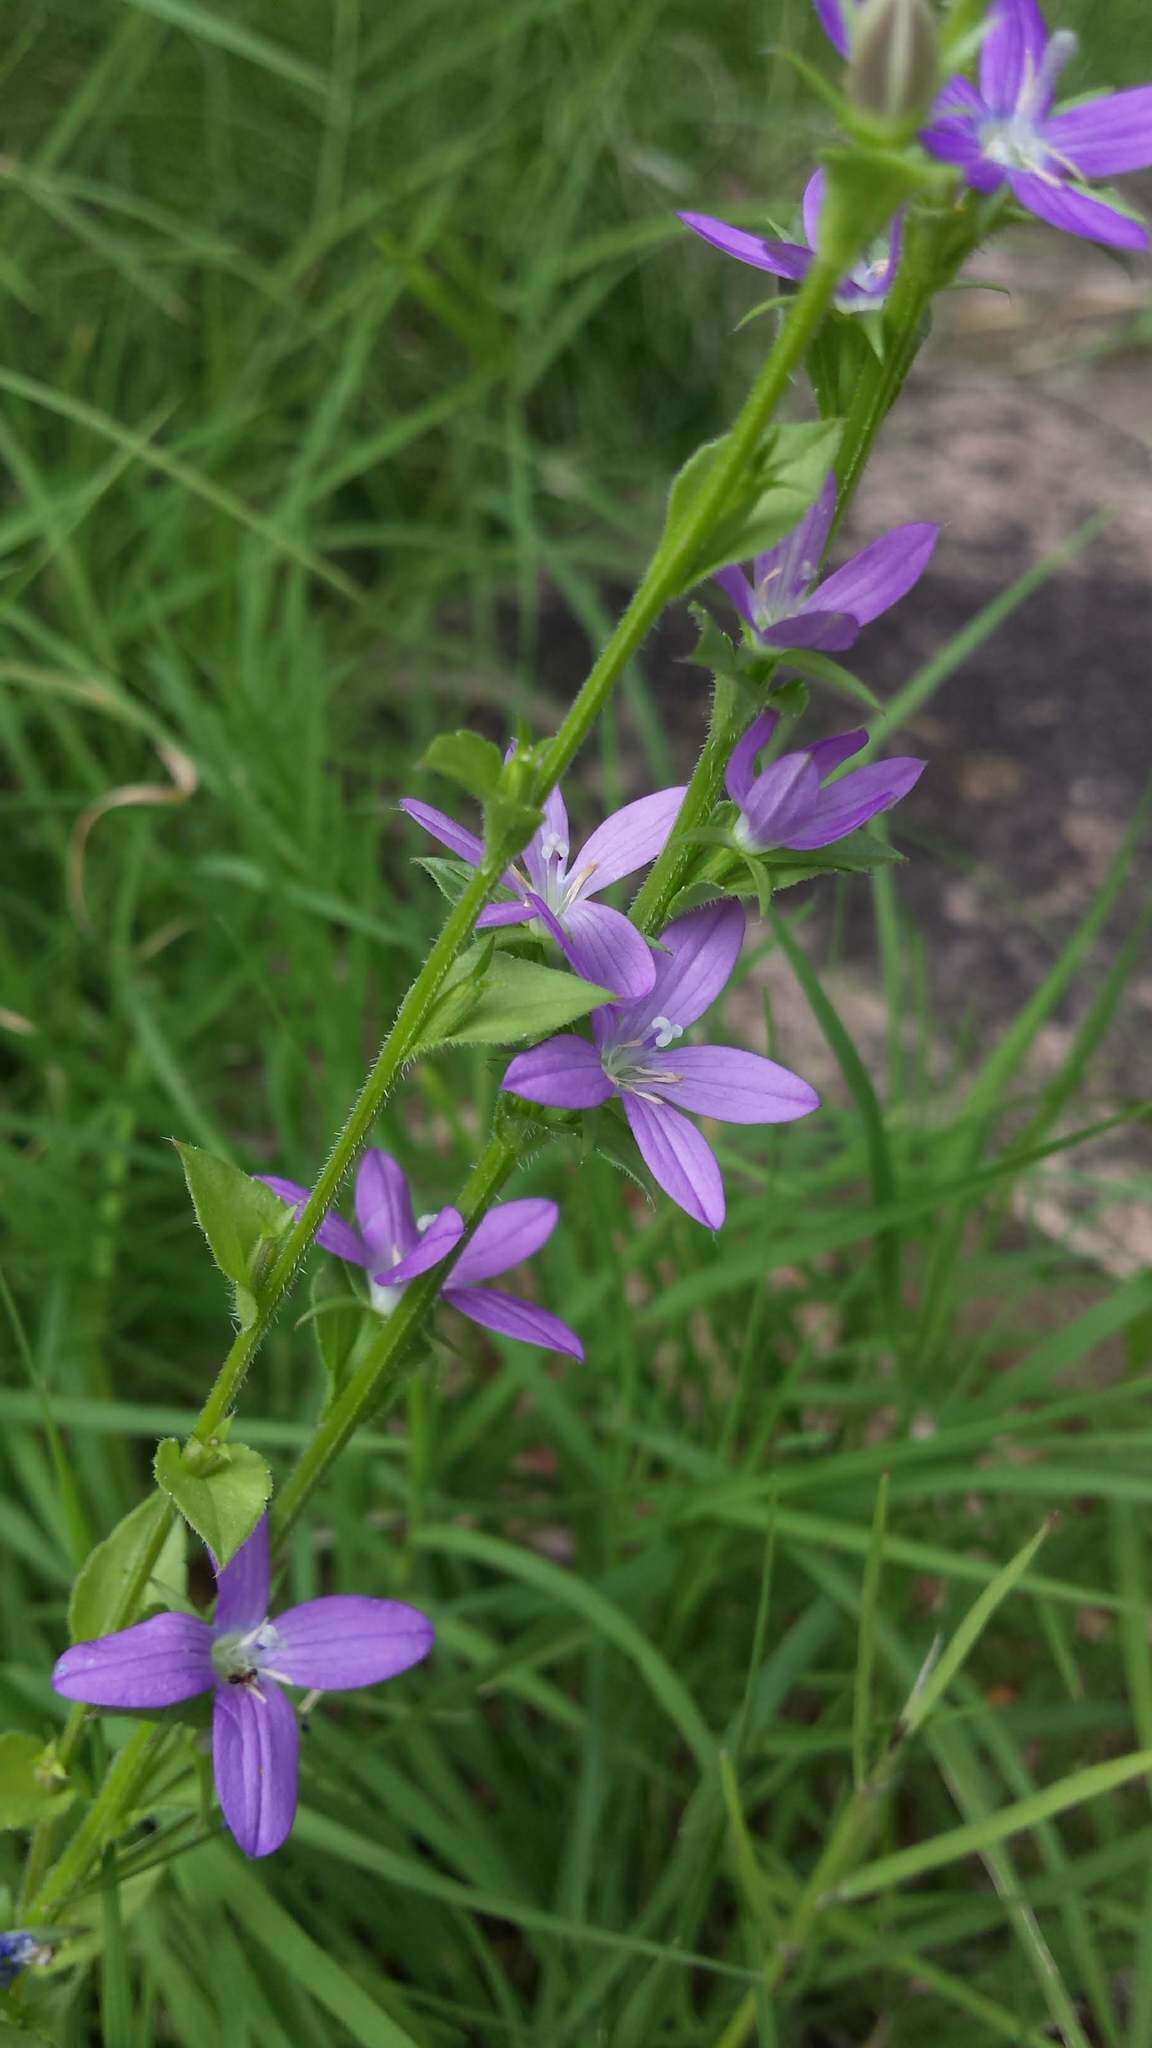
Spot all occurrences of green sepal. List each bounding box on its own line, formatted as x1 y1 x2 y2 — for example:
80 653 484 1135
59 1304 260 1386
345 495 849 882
307 1264 371 1408
153 1438 272 1568
772 647 881 711
69 1493 187 1645
0 1734 75 1832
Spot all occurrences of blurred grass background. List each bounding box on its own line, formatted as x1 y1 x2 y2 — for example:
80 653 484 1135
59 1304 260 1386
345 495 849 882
2 1 1152 2042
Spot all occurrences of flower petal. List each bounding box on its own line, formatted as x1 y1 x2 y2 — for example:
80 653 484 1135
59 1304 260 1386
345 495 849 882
255 1176 368 1266
921 111 1004 189
605 898 746 1047
713 564 758 629
541 784 569 855
451 1198 559 1285
476 901 533 929
646 1045 820 1123
807 729 870 781
268 1595 434 1690
562 901 657 998
677 213 814 279
813 0 852 58
622 1094 725 1229
752 473 838 609
398 798 484 868
741 753 823 847
1044 89 1152 177
502 1035 615 1110
1009 170 1150 249
980 0 1049 116
781 757 926 848
215 1514 271 1634
726 711 779 805
213 1680 299 1859
572 787 687 896
54 1614 214 1708
374 1206 464 1288
446 1285 584 1359
755 608 860 653
802 170 827 254
355 1151 417 1269
814 523 938 627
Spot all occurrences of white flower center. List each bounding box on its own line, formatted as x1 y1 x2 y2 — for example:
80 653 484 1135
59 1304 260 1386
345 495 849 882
982 33 1079 176
601 1019 686 1098
369 1275 404 1316
212 1620 283 1690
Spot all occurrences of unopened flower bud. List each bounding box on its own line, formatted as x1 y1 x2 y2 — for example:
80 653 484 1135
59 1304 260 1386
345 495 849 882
847 0 939 134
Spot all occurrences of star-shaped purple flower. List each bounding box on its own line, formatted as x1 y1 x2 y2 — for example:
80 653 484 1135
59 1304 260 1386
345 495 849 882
680 170 904 312
501 900 818 1229
713 474 938 655
922 0 1152 249
727 711 925 849
400 780 685 999
260 1150 583 1359
53 1516 433 1859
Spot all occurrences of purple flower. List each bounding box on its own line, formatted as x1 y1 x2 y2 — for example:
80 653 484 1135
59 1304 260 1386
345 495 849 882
53 1516 433 1859
679 171 903 312
0 1932 49 1989
501 900 818 1229
260 1149 583 1359
713 473 938 655
727 711 925 850
400 780 686 998
922 0 1152 249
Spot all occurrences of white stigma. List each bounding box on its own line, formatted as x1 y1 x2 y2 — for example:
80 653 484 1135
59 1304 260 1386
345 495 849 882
539 829 568 864
651 1016 683 1050
415 1213 437 1232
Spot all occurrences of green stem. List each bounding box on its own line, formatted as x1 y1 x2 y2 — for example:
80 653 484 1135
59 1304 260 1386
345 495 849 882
533 253 847 799
629 675 746 934
271 1129 521 1540
29 1724 161 1925
192 848 521 1442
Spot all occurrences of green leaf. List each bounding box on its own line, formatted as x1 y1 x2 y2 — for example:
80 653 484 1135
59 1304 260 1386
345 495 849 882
0 1732 74 1831
713 832 905 902
174 1143 291 1316
412 855 474 904
69 1493 187 1644
665 418 843 595
154 1438 272 1567
421 954 612 1052
769 646 881 710
422 728 504 802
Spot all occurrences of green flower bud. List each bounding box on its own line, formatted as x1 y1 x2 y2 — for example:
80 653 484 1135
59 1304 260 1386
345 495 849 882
847 0 940 136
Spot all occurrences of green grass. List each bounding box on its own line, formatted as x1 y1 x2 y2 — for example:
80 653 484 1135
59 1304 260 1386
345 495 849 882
2 0 1152 2041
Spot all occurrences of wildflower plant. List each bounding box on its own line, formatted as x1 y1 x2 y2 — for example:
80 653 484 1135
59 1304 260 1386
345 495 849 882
5 0 1150 2031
